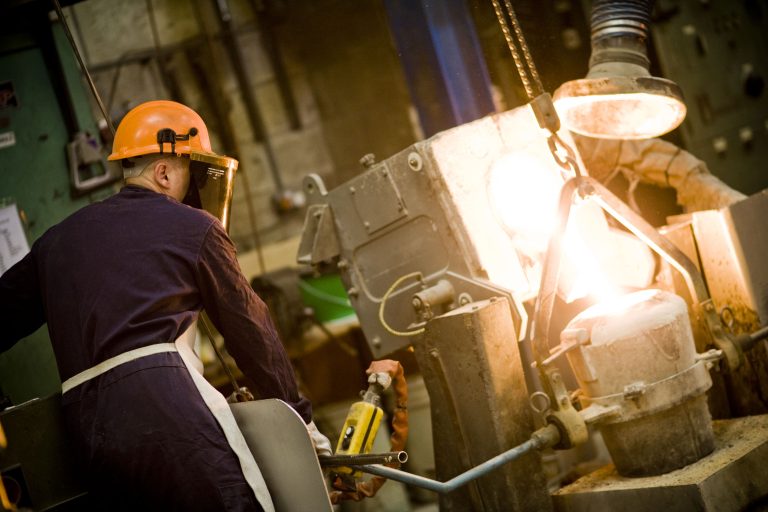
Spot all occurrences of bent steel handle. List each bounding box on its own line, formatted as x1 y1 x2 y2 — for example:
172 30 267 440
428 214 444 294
586 178 741 369
530 176 741 375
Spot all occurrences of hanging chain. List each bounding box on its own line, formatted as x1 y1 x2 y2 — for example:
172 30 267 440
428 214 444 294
491 0 585 177
490 0 544 101
490 0 535 100
502 0 544 98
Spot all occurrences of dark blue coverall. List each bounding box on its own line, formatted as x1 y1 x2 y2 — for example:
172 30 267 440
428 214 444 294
0 185 311 511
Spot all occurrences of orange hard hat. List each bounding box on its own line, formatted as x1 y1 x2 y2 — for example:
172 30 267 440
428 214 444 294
108 100 212 161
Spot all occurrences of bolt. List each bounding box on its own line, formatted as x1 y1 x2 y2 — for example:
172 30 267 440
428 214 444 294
348 287 359 298
360 153 376 169
337 260 348 269
364 221 371 229
412 297 423 309
430 349 439 359
313 210 322 219
372 336 382 347
349 186 356 194
705 303 715 312
407 152 422 171
381 169 388 177
560 397 569 407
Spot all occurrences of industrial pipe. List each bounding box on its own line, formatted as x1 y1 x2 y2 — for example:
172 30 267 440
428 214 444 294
319 451 408 467
735 325 768 353
351 424 559 494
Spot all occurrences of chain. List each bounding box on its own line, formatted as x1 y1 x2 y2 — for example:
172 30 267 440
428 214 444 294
491 0 544 101
491 0 535 100
491 0 584 177
502 0 544 97
547 132 583 177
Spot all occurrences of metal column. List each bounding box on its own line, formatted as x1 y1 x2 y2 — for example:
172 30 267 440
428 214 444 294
412 298 552 511
383 0 496 137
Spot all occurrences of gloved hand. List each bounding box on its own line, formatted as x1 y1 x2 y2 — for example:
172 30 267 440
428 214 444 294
307 420 333 457
225 386 255 404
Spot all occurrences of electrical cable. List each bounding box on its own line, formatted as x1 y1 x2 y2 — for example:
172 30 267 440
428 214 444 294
52 0 116 135
378 272 426 337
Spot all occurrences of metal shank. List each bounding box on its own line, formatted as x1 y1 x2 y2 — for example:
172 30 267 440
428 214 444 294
531 176 740 373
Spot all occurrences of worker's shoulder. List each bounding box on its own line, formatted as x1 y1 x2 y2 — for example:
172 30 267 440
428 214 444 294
49 187 217 237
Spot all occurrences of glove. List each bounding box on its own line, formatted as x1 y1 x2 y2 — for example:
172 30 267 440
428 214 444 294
307 420 333 457
225 387 255 404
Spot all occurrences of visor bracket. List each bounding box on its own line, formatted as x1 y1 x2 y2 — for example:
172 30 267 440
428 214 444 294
156 127 200 155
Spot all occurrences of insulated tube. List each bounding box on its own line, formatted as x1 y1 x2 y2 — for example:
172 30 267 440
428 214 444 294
589 0 654 70
591 0 653 41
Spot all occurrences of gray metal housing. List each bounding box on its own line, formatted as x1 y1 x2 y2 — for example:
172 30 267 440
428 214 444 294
298 106 581 358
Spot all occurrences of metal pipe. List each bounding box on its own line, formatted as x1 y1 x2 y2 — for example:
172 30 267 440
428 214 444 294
247 0 302 131
213 0 285 194
52 0 115 135
352 425 558 494
751 326 768 344
319 451 408 467
736 325 768 353
191 1 266 270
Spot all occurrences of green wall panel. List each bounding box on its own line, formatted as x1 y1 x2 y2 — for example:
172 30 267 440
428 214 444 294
0 32 96 404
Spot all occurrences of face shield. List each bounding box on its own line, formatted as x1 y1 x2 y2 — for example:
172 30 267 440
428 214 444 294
183 152 239 232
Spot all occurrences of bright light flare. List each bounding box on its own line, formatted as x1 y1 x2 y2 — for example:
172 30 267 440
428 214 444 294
555 93 686 140
560 202 623 304
574 288 665 320
486 152 564 254
487 160 655 304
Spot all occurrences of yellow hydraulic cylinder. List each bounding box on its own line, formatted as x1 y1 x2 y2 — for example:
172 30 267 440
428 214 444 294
334 379 386 477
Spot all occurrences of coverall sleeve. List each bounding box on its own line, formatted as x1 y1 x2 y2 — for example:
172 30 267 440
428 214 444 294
195 222 313 424
0 251 45 353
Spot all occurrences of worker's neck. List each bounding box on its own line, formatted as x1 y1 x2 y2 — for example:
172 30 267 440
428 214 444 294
125 176 163 196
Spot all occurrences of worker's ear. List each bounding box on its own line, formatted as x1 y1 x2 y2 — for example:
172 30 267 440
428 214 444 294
152 159 172 190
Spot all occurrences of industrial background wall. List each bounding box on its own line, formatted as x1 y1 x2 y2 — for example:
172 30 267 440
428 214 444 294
0 0 766 427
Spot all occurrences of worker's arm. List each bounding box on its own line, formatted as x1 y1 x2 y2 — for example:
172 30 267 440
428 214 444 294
195 221 313 424
0 251 45 353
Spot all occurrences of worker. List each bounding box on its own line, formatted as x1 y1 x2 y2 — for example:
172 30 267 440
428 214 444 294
0 100 330 511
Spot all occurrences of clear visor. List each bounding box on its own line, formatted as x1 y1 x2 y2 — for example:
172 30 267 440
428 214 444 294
183 152 238 231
